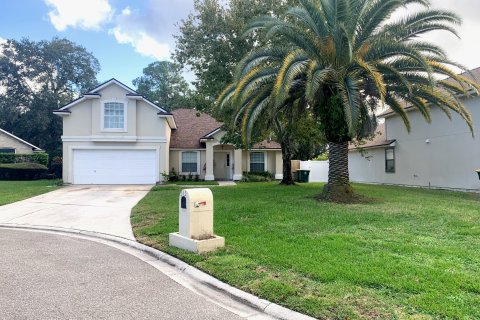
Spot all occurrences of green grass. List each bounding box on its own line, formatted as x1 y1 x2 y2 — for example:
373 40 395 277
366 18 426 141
131 183 480 319
162 181 219 186
0 180 60 206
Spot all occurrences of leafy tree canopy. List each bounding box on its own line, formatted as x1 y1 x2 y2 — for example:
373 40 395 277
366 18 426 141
132 61 190 110
173 0 296 111
0 37 100 157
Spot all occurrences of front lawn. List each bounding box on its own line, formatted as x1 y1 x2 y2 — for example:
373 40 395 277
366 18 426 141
131 183 480 319
0 180 60 206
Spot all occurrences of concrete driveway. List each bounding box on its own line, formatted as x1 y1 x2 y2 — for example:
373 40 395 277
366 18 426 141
0 185 151 239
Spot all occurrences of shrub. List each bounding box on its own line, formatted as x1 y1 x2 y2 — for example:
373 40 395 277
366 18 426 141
241 171 274 182
0 152 49 166
0 162 49 180
50 156 62 179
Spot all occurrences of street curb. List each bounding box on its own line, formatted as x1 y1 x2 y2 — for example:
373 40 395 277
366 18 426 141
0 223 316 320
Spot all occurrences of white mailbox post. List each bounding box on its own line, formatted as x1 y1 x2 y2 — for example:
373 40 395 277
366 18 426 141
169 188 225 253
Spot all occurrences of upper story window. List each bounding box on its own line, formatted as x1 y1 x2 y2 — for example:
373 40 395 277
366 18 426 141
0 148 15 153
250 152 265 173
385 148 395 173
103 102 126 131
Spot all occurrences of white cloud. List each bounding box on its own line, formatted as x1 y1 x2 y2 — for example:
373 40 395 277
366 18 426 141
44 0 113 31
110 26 171 60
0 37 6 44
107 3 191 61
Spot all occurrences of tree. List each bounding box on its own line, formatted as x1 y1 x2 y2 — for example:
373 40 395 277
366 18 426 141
132 61 190 110
230 0 479 201
216 51 326 185
173 0 296 112
0 37 100 157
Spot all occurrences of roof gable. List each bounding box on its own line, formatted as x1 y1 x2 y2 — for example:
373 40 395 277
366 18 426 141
0 128 42 151
57 78 169 115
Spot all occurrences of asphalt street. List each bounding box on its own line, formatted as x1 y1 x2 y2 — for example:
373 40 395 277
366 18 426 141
0 228 243 319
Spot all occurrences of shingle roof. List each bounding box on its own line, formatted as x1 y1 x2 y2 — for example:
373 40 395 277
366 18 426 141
170 108 281 150
349 123 395 151
252 139 281 149
170 109 223 149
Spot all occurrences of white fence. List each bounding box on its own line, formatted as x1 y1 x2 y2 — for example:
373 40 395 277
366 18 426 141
299 160 329 182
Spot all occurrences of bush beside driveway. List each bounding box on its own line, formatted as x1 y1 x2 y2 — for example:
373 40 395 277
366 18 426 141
0 180 60 206
131 183 480 319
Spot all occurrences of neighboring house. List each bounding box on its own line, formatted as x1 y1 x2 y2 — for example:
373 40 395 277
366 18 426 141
170 108 283 181
54 79 283 185
0 128 43 154
349 67 480 191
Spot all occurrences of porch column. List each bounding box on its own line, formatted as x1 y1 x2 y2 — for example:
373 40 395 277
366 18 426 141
233 149 243 181
205 141 215 181
275 151 283 180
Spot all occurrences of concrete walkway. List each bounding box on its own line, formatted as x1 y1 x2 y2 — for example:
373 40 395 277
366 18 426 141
0 185 151 239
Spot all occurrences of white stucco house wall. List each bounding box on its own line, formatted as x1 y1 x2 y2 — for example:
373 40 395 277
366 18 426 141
349 68 480 191
54 79 283 185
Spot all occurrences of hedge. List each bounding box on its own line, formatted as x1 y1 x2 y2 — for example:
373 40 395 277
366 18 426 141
0 162 49 180
0 152 49 166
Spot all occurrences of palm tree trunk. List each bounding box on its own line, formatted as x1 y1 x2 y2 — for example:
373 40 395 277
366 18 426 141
280 144 295 185
323 141 353 197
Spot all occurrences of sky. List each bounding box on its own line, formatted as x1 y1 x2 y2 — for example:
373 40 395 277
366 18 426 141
0 0 479 89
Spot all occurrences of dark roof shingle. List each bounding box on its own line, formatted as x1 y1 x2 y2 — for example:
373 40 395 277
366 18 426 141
170 109 222 149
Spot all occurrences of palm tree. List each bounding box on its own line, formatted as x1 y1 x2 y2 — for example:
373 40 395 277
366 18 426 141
216 51 309 184
224 0 479 200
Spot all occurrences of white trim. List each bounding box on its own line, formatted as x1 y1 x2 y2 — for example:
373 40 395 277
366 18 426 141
58 79 169 114
61 136 168 143
204 127 222 138
59 97 87 111
0 128 42 151
158 114 177 129
248 151 267 173
101 100 128 132
53 111 71 117
179 151 201 175
91 79 136 95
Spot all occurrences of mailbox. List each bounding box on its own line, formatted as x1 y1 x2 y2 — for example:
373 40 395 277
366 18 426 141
179 188 214 240
169 188 224 253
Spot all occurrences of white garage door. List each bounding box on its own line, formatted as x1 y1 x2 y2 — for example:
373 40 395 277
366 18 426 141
73 149 157 184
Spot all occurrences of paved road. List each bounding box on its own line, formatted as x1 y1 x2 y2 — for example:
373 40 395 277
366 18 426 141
0 185 151 239
0 229 243 320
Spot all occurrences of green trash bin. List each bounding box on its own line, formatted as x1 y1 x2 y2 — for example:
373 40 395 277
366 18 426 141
297 169 310 183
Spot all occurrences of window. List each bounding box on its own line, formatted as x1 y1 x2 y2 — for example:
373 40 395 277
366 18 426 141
182 152 198 173
250 152 265 173
385 148 395 173
0 148 15 153
103 102 125 130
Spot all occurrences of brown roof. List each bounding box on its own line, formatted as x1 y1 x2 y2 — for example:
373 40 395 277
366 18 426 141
252 139 281 149
170 108 281 150
379 66 480 118
170 109 222 149
349 123 395 151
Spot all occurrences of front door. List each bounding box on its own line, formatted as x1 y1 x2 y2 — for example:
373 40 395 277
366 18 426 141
214 152 231 180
